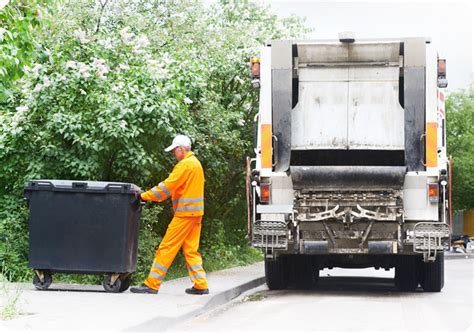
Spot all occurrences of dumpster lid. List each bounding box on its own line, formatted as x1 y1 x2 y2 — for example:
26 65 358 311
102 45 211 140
25 180 141 193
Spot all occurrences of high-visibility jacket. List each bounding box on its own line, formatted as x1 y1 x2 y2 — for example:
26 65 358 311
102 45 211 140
141 151 204 217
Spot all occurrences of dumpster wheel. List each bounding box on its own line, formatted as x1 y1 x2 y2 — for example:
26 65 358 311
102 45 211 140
103 273 131 293
33 270 52 290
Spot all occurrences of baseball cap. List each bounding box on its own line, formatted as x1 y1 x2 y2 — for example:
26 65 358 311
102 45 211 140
165 135 192 152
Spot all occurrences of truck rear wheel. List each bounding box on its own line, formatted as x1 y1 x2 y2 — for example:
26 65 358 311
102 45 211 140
290 255 319 289
395 255 420 292
265 257 289 290
420 254 444 292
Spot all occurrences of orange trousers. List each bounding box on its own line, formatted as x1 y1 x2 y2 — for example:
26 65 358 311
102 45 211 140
144 215 208 291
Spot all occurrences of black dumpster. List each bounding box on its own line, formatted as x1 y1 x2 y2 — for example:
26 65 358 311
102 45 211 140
24 180 142 292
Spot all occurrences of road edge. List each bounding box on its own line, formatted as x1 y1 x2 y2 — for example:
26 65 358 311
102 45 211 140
126 276 266 332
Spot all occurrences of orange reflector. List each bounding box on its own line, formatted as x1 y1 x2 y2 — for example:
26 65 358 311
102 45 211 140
261 124 272 169
428 183 439 203
426 122 438 168
260 183 270 203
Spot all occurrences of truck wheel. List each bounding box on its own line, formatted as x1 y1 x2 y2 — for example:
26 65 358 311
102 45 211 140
420 254 444 292
395 255 420 292
265 257 289 290
33 270 52 290
290 255 318 289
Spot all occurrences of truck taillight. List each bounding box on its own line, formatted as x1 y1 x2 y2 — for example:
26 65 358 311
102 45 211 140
250 56 260 77
260 183 270 204
428 183 439 203
249 56 260 89
437 58 448 88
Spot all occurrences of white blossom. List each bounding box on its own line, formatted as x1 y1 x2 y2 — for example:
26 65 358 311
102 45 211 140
66 61 77 69
119 27 134 45
36 7 42 20
183 97 193 105
112 81 125 92
133 35 150 53
118 63 130 71
146 59 168 79
74 30 90 44
31 64 43 76
98 38 114 50
93 58 109 79
33 83 43 93
42 76 51 88
79 89 87 95
15 105 29 113
77 62 91 79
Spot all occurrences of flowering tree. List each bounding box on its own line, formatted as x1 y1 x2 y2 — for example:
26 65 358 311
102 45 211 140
0 0 309 281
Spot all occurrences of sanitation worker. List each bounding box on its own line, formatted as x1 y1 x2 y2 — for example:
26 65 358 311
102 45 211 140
130 135 209 295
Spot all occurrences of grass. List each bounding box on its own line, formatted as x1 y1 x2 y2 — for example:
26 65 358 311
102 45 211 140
244 291 267 302
0 273 23 321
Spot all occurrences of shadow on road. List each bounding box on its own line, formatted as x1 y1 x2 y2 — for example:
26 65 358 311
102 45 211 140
268 276 426 296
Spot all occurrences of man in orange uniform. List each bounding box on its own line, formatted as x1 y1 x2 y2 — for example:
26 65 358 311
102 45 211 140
130 135 209 295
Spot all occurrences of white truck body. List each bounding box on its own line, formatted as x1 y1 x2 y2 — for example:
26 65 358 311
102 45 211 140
248 35 450 291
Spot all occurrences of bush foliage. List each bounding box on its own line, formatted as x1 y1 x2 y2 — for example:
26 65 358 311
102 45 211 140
0 0 309 283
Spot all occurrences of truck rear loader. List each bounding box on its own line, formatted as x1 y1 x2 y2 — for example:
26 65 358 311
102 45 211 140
247 33 451 292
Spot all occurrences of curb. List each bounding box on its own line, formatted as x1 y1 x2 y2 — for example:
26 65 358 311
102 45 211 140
127 276 266 332
445 253 474 260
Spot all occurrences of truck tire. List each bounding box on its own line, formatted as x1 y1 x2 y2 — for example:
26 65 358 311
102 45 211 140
395 255 420 292
420 254 444 292
265 257 289 290
290 255 319 289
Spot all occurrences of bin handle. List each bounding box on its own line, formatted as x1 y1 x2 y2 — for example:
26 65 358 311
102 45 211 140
72 182 88 190
106 183 130 192
34 181 53 189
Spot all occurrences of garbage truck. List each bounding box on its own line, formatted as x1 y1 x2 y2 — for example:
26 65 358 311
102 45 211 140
246 33 451 292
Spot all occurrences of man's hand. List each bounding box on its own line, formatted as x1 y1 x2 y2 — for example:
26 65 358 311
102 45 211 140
135 192 146 203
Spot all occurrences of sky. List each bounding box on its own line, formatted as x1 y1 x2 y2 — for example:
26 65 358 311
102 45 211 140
262 0 473 92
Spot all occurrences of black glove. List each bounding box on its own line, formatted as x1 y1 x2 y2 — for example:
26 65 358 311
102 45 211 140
135 192 145 203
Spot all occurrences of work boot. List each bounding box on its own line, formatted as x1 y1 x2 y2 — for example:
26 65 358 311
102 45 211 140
130 284 158 294
185 287 209 295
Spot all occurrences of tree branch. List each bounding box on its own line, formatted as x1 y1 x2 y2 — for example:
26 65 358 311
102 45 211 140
94 0 109 35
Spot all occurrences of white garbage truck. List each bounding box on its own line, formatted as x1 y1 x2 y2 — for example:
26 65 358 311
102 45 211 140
246 33 451 292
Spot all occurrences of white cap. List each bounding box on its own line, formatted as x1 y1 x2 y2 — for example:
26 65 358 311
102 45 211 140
165 134 192 152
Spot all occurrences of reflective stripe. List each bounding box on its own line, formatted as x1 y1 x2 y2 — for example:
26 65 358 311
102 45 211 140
159 182 171 196
151 187 162 200
175 205 204 212
152 262 168 273
192 272 206 280
172 197 204 205
149 270 164 281
188 264 203 272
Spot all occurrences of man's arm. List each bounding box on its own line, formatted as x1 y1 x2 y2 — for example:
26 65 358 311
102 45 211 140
141 163 188 202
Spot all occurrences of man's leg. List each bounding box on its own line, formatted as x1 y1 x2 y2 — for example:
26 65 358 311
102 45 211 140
182 216 208 292
143 216 194 291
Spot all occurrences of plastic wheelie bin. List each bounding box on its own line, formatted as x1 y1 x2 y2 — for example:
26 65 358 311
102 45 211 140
24 180 142 292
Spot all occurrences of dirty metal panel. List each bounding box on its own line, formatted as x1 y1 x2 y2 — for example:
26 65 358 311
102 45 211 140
297 42 400 65
404 67 425 171
298 43 349 64
348 66 404 150
290 166 406 190
403 172 438 221
291 68 349 150
271 41 293 172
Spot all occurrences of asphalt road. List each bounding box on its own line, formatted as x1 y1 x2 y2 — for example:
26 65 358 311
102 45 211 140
175 259 474 332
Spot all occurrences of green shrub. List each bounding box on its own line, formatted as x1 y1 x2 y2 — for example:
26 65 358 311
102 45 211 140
0 0 307 284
